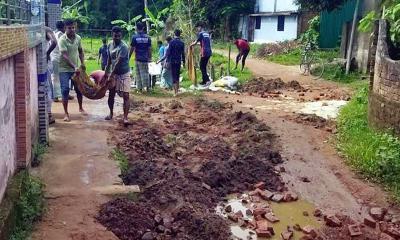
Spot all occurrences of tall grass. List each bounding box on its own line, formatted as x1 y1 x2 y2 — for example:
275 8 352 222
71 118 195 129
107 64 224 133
337 85 400 200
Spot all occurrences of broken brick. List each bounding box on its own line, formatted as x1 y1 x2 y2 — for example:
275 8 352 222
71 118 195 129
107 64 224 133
283 192 298 202
348 224 363 237
324 214 342 227
302 225 317 237
281 230 293 240
246 209 253 216
380 233 395 240
257 220 270 231
314 209 322 217
228 213 239 222
271 194 284 202
253 208 267 217
254 181 266 190
259 190 274 200
364 216 377 228
303 211 309 217
256 229 272 238
265 213 280 223
225 205 232 213
370 207 387 221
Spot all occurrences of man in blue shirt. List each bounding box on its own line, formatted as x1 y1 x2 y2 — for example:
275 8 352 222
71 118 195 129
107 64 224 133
162 30 185 97
129 22 152 92
98 38 109 70
191 22 212 85
104 26 131 125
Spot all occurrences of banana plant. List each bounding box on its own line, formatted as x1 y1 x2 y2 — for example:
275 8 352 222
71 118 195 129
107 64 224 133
143 7 169 38
111 15 143 40
62 5 90 25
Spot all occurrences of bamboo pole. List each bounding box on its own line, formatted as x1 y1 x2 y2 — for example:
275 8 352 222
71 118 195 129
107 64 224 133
345 0 360 74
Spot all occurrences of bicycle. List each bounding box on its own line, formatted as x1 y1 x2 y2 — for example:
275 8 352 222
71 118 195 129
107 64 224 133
299 43 325 79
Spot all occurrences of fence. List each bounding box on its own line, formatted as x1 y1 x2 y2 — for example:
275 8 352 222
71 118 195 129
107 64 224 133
0 0 31 25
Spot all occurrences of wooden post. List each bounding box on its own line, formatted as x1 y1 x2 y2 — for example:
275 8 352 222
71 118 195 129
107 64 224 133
228 45 231 76
144 0 150 33
345 0 360 74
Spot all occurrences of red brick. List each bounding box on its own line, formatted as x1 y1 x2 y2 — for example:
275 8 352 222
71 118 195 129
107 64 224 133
348 224 362 237
364 216 377 228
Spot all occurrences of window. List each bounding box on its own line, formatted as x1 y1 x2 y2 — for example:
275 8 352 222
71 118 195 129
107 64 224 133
255 16 261 30
277 15 285 31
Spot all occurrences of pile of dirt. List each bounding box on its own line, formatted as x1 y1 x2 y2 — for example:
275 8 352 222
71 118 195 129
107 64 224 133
241 77 304 96
98 99 285 240
255 40 299 58
292 113 336 131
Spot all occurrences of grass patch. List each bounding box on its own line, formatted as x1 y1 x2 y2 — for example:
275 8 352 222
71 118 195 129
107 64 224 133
111 148 129 176
10 172 44 240
31 143 48 167
320 64 366 84
266 48 339 66
337 84 400 200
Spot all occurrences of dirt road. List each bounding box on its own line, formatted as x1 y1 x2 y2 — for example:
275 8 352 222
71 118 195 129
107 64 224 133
32 99 120 240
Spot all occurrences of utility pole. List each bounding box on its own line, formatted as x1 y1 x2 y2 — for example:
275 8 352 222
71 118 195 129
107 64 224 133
144 0 150 33
345 0 360 74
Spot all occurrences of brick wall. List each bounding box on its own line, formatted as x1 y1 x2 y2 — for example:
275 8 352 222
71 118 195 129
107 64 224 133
368 20 400 134
0 27 28 61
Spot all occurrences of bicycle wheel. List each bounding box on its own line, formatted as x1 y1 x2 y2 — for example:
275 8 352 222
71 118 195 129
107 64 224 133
310 58 324 79
299 55 310 75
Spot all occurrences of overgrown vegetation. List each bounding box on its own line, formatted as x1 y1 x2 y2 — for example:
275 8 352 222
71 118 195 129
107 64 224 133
299 16 321 49
111 148 129 176
337 85 400 201
359 1 400 48
10 172 44 240
320 63 365 83
31 144 48 167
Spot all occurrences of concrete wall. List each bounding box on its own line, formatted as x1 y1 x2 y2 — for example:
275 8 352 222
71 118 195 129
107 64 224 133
254 15 298 43
256 0 298 12
0 58 17 200
29 48 39 144
276 0 298 12
369 21 400 134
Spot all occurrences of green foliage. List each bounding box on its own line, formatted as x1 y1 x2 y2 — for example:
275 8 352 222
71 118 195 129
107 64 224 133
111 15 143 38
359 1 400 46
10 173 44 240
295 0 346 11
144 7 169 37
266 48 338 66
31 144 48 167
337 85 400 200
62 6 91 25
111 148 129 175
321 63 364 83
299 16 321 49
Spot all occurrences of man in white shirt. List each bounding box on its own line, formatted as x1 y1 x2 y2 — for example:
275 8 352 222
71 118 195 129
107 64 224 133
50 20 65 102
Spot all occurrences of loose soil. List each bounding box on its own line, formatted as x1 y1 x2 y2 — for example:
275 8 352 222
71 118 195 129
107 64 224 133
98 98 286 240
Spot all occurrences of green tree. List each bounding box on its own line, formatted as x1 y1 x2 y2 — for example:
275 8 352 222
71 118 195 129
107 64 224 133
111 15 143 39
294 0 347 12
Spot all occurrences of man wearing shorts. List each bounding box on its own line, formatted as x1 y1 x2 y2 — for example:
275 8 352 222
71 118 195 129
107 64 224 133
165 29 185 97
58 19 86 122
234 38 250 72
130 22 152 93
104 26 131 124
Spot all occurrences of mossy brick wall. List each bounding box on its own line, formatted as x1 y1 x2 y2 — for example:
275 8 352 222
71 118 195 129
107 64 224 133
0 26 28 61
369 20 400 134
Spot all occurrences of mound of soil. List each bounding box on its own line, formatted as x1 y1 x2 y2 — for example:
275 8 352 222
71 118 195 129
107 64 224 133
241 77 304 95
293 113 336 131
99 99 285 240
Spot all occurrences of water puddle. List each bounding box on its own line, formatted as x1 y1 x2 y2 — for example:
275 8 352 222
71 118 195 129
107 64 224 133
216 195 322 240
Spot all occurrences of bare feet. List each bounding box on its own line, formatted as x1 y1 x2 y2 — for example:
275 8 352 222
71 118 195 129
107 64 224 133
123 118 129 127
63 114 70 122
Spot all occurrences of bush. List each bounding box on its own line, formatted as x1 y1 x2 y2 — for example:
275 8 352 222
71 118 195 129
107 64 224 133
255 40 299 58
10 172 44 240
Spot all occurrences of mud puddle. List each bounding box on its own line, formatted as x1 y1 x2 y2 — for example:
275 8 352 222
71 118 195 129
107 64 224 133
217 195 321 240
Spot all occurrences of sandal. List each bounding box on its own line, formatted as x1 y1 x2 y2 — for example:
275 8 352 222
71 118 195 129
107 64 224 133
105 115 113 121
63 115 70 122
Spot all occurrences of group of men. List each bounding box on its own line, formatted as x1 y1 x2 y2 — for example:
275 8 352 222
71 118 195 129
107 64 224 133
46 20 154 124
45 18 249 124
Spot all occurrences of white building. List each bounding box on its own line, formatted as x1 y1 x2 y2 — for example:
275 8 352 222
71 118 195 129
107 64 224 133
239 0 305 43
